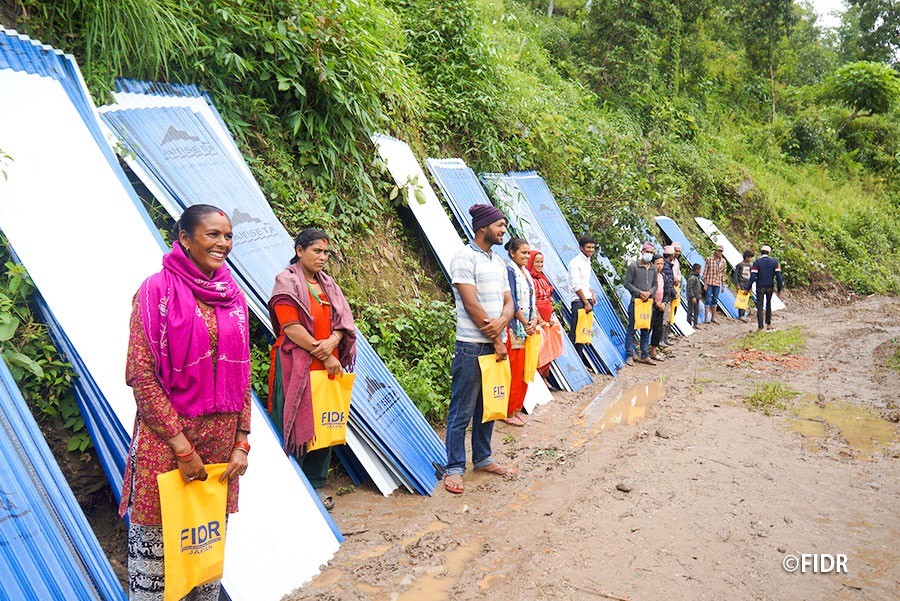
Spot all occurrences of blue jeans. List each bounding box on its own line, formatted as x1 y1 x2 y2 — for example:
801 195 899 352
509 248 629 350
704 285 721 307
445 341 496 476
625 299 651 359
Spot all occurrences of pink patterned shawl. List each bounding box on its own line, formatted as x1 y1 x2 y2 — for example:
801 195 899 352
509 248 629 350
137 242 250 417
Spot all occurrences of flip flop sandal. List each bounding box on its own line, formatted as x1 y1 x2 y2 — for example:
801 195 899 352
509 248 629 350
503 416 525 427
443 474 464 494
474 462 518 477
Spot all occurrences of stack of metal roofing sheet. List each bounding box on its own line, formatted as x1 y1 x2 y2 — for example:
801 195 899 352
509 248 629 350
480 174 624 376
372 135 554 412
509 171 633 316
0 28 341 600
0 358 125 601
424 157 594 392
501 170 643 347
655 216 739 318
694 217 785 311
99 91 446 497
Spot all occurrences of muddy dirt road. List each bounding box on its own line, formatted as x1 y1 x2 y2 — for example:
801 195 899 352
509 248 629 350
288 293 899 601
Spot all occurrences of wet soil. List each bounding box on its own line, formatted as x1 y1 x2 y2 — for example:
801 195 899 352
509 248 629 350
285 292 900 601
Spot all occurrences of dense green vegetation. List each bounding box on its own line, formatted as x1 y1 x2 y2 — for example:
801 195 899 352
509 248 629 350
6 0 900 423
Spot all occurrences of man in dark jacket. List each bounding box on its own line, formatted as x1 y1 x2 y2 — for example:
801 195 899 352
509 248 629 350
746 244 783 331
623 242 658 365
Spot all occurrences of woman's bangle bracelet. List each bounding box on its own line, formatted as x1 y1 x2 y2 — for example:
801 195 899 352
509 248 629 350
174 442 195 460
233 440 251 454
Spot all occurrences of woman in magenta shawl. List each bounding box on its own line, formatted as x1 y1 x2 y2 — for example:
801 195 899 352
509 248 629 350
120 204 252 600
267 228 356 511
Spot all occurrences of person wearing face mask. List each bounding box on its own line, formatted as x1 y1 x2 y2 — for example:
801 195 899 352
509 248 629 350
623 243 658 366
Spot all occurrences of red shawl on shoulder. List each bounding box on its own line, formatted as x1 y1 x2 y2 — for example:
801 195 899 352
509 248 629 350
268 264 356 454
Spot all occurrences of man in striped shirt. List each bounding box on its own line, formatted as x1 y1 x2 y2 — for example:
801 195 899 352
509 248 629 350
703 244 727 324
444 204 516 495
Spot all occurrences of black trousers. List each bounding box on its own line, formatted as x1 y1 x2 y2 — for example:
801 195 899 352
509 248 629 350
757 286 775 328
650 305 666 346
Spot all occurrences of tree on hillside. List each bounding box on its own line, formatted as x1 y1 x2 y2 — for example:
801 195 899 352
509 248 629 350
739 0 796 123
580 0 683 99
824 61 900 132
839 0 900 66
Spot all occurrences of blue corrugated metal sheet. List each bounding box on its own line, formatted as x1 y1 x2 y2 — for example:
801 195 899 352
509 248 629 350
501 171 629 358
0 28 158 498
100 96 445 495
424 157 593 392
480 173 622 376
504 171 631 317
655 216 739 318
0 358 126 601
0 30 345 599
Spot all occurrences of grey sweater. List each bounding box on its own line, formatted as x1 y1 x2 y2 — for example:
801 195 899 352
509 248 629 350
624 261 658 299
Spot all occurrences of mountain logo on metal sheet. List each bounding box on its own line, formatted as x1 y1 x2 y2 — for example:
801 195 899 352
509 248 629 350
231 209 263 227
161 126 201 145
160 125 216 161
229 209 278 245
365 377 400 420
0 490 33 525
0 489 39 545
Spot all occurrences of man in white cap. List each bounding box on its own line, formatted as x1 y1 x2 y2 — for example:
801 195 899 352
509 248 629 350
702 244 727 324
746 244 783 331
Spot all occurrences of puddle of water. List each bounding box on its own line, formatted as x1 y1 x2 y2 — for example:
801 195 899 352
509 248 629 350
788 395 898 458
582 381 665 432
396 541 480 601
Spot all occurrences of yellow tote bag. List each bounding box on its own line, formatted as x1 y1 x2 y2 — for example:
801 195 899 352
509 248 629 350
670 285 681 324
478 353 511 423
158 463 229 601
574 308 593 344
308 371 356 451
523 331 542 384
634 299 652 330
734 290 751 310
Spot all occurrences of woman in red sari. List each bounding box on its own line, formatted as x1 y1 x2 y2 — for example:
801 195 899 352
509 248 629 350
267 228 356 511
527 250 563 382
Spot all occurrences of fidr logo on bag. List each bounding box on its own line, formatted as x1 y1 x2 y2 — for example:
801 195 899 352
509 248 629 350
180 520 222 555
492 385 506 399
319 410 346 427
